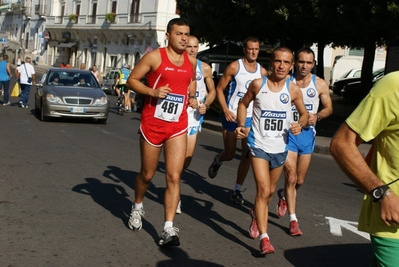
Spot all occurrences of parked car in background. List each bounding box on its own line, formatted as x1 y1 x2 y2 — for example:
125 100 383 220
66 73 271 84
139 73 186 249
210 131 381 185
34 68 110 124
101 69 119 95
341 70 385 104
332 68 384 96
331 68 361 95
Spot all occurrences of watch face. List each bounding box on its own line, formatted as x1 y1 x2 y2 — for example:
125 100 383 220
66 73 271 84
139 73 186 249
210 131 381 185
373 188 383 199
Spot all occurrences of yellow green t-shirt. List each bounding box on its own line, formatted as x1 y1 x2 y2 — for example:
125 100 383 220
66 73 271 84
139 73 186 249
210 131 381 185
346 71 399 239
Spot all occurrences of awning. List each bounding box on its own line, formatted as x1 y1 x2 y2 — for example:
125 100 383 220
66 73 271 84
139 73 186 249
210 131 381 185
58 42 77 48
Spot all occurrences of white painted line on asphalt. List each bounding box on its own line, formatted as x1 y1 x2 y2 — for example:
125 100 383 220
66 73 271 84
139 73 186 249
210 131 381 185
326 216 370 240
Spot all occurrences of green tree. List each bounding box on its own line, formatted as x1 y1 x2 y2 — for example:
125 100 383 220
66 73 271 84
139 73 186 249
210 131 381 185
177 0 399 92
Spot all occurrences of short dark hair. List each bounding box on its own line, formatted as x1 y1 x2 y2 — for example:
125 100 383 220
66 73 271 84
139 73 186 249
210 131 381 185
3 55 8 60
243 36 260 48
295 47 315 62
167 18 190 33
271 46 294 62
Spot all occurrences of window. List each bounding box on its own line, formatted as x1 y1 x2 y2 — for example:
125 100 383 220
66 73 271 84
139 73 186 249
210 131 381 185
111 1 117 13
130 0 140 23
110 56 117 68
87 2 97 24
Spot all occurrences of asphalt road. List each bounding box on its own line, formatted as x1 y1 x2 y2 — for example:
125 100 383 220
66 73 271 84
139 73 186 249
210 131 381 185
1 85 373 266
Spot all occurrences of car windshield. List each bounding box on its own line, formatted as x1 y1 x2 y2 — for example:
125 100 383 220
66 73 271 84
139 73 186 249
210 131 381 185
46 71 100 87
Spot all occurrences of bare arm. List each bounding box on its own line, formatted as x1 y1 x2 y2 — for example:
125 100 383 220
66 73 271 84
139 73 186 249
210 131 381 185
216 61 239 121
188 57 198 108
6 63 12 78
330 123 399 226
126 50 171 99
312 77 333 125
235 78 260 139
290 82 308 135
199 62 216 114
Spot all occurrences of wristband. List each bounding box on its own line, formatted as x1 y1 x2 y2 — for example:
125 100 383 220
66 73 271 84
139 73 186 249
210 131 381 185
237 124 244 128
204 103 209 110
316 113 321 121
189 95 196 99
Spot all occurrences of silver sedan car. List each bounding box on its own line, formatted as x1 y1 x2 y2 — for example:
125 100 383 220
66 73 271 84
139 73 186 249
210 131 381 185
35 68 110 124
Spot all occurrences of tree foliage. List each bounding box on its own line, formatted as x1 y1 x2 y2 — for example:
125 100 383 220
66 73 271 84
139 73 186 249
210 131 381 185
177 0 399 86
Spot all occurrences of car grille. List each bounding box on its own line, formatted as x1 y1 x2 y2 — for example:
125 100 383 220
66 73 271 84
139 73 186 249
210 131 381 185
64 97 92 105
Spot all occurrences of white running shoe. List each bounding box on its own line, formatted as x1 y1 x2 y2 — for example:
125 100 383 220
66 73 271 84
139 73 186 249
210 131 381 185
128 208 145 231
158 227 180 246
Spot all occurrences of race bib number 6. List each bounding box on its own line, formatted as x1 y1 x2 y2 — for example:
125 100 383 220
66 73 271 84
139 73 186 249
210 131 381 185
155 93 185 122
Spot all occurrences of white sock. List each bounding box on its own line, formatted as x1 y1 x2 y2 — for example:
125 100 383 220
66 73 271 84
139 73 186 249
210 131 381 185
134 202 143 210
234 184 242 192
259 233 269 240
289 214 297 222
164 221 173 230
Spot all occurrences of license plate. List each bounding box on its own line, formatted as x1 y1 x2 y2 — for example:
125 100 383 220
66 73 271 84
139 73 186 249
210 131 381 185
70 107 86 113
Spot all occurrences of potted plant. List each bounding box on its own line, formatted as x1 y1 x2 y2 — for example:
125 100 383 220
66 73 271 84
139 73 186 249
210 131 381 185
105 12 116 23
69 14 77 22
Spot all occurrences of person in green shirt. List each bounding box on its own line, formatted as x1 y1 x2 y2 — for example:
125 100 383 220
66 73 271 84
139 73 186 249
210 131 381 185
330 71 399 267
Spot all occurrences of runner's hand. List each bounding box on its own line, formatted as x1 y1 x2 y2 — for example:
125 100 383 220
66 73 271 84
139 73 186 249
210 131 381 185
153 84 171 98
235 126 246 139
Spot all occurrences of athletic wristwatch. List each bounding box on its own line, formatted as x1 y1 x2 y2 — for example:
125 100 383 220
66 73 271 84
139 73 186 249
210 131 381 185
316 113 321 121
371 185 391 202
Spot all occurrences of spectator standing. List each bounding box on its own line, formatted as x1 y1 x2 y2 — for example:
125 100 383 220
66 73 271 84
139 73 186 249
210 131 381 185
16 57 35 108
0 55 12 106
125 18 197 247
91 65 102 84
236 46 308 255
330 71 399 267
79 63 86 70
208 36 268 205
276 47 333 235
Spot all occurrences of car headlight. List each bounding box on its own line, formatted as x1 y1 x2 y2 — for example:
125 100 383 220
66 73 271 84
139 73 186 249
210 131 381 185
93 97 108 106
46 94 63 104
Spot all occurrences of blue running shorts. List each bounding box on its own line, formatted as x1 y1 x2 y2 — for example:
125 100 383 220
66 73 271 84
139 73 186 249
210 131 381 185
222 115 251 132
249 147 288 169
287 127 316 155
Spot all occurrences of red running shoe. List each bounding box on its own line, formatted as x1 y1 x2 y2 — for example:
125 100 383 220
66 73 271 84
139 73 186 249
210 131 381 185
249 208 259 239
260 237 275 255
289 220 303 236
276 189 287 217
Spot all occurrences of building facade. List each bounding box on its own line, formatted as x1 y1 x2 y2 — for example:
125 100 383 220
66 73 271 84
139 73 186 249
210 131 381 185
0 0 179 73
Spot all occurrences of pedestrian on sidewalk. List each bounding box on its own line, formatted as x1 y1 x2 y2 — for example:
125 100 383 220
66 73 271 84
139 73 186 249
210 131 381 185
276 47 333 236
0 54 13 106
125 18 197 247
208 36 268 205
15 57 35 108
235 46 308 255
330 71 399 267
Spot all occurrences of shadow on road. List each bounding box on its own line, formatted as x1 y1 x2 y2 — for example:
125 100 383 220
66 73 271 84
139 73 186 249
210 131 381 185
284 243 373 267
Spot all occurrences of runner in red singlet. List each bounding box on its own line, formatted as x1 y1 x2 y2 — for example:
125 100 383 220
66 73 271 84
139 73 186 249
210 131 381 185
125 18 197 247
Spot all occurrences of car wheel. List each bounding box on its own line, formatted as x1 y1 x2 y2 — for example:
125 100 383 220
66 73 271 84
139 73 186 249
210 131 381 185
98 118 108 124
